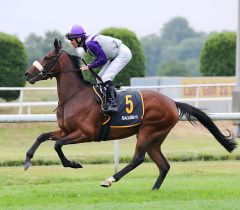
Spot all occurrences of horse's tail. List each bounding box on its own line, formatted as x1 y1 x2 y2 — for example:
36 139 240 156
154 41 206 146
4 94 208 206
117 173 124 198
175 101 238 153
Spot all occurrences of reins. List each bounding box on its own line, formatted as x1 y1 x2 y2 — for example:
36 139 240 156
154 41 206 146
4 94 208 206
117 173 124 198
38 49 105 111
81 58 104 84
53 90 80 112
43 52 104 84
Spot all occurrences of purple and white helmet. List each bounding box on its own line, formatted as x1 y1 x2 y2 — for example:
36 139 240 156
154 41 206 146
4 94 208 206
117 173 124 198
65 24 86 40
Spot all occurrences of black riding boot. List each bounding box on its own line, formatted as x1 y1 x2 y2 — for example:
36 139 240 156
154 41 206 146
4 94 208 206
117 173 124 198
102 80 118 113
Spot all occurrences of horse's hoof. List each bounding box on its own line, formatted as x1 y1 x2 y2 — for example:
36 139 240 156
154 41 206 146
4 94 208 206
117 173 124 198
101 180 112 187
23 160 32 171
72 161 83 168
100 177 116 188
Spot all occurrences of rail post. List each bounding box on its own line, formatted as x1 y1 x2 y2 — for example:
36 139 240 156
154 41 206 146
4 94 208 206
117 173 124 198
232 0 240 137
19 89 24 114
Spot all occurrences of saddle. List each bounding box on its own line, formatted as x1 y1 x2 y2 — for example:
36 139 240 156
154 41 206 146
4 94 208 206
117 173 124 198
93 85 144 140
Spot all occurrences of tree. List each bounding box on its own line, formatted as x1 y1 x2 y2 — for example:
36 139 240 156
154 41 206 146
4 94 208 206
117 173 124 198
24 30 78 67
157 61 190 76
0 32 28 101
141 34 162 76
83 27 145 85
41 31 77 55
160 17 196 45
140 17 207 76
200 32 236 76
24 33 43 67
175 36 207 60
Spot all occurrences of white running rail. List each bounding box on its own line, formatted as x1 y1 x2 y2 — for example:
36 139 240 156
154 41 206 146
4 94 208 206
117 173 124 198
0 83 235 114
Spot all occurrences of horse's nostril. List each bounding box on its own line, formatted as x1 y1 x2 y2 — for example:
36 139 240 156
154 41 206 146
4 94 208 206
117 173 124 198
25 72 29 77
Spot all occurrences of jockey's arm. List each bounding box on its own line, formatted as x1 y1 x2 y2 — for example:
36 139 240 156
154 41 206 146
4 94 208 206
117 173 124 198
87 41 108 69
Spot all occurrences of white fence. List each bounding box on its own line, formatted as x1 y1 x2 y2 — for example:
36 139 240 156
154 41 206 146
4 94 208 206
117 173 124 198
0 113 240 172
0 83 236 114
0 87 57 114
1 112 240 143
1 113 240 122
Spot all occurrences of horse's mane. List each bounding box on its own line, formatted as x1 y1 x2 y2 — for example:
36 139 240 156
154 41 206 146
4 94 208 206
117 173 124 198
66 53 93 85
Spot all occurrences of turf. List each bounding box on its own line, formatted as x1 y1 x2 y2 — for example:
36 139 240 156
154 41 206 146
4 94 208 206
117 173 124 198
0 162 240 210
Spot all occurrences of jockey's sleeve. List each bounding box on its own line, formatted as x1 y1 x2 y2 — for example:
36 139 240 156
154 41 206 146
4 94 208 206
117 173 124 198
87 41 108 69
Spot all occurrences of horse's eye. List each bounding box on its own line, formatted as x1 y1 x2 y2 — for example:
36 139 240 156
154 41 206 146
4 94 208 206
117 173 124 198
43 56 49 60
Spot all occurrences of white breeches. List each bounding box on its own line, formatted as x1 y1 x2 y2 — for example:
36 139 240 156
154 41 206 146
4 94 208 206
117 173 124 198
98 44 132 83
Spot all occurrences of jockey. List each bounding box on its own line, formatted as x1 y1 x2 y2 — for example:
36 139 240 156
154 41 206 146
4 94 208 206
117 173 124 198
65 24 132 113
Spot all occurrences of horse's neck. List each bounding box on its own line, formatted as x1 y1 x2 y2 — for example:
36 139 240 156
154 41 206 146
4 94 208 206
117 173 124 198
56 70 89 104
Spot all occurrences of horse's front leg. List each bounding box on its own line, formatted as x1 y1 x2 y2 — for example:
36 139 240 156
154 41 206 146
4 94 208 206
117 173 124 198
54 130 88 169
23 130 63 170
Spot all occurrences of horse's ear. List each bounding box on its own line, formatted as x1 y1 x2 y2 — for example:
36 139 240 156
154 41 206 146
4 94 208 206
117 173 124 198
54 38 59 52
59 40 62 49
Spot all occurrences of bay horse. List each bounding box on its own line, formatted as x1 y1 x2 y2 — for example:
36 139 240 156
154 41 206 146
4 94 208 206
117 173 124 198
24 39 237 190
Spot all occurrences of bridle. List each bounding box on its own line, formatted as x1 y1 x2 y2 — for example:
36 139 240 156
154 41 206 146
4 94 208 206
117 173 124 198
32 49 104 83
32 49 85 79
32 49 65 79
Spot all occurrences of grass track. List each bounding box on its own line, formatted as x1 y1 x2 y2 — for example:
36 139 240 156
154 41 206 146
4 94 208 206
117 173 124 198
0 121 239 165
0 162 240 210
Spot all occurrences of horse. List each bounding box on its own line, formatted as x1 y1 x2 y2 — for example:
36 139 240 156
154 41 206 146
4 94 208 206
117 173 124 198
24 39 237 190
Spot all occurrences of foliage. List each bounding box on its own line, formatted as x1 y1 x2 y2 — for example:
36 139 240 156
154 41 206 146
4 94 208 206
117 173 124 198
174 37 207 60
140 17 207 76
83 27 145 85
183 59 201 76
141 34 162 76
24 30 78 67
157 61 190 76
160 16 196 45
200 32 236 76
0 32 28 101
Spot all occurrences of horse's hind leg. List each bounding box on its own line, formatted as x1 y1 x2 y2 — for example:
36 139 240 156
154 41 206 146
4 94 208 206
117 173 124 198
23 130 63 170
147 140 170 190
101 133 149 187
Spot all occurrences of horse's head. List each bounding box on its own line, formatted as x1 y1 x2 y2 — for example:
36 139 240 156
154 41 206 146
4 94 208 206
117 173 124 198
25 39 63 84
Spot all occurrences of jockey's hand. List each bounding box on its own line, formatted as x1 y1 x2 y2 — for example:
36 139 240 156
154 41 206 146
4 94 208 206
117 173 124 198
80 65 89 71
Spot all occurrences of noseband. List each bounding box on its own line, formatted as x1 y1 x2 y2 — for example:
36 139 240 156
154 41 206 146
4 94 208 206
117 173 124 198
32 50 64 79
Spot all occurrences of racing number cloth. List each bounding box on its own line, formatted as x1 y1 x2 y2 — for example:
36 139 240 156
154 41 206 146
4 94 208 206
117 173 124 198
108 89 144 128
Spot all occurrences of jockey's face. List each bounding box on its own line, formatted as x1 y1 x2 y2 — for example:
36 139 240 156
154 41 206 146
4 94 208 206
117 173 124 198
70 38 82 48
70 39 78 48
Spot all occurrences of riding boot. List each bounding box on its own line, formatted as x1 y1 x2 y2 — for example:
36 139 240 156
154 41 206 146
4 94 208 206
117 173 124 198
102 80 118 113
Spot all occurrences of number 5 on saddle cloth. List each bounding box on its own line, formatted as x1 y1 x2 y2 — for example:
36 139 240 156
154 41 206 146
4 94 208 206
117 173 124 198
93 85 144 140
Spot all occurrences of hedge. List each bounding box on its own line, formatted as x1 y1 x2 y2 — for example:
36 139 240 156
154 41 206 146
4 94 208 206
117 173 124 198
0 32 28 101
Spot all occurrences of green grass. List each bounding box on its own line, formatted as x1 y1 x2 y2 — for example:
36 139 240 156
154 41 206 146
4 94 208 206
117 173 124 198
0 162 240 210
0 121 239 165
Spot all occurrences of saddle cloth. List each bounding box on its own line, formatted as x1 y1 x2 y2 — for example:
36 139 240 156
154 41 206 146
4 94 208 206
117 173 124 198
93 86 144 128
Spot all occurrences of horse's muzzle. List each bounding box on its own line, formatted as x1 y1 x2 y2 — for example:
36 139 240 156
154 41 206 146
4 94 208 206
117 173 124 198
25 72 37 84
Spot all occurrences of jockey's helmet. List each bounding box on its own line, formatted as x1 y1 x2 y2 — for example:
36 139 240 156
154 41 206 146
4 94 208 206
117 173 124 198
65 24 85 40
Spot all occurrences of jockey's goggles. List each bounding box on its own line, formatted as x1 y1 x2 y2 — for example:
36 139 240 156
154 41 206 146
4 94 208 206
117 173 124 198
65 33 85 40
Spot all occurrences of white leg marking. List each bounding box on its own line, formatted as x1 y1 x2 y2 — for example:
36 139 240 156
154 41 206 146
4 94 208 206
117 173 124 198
100 176 116 187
